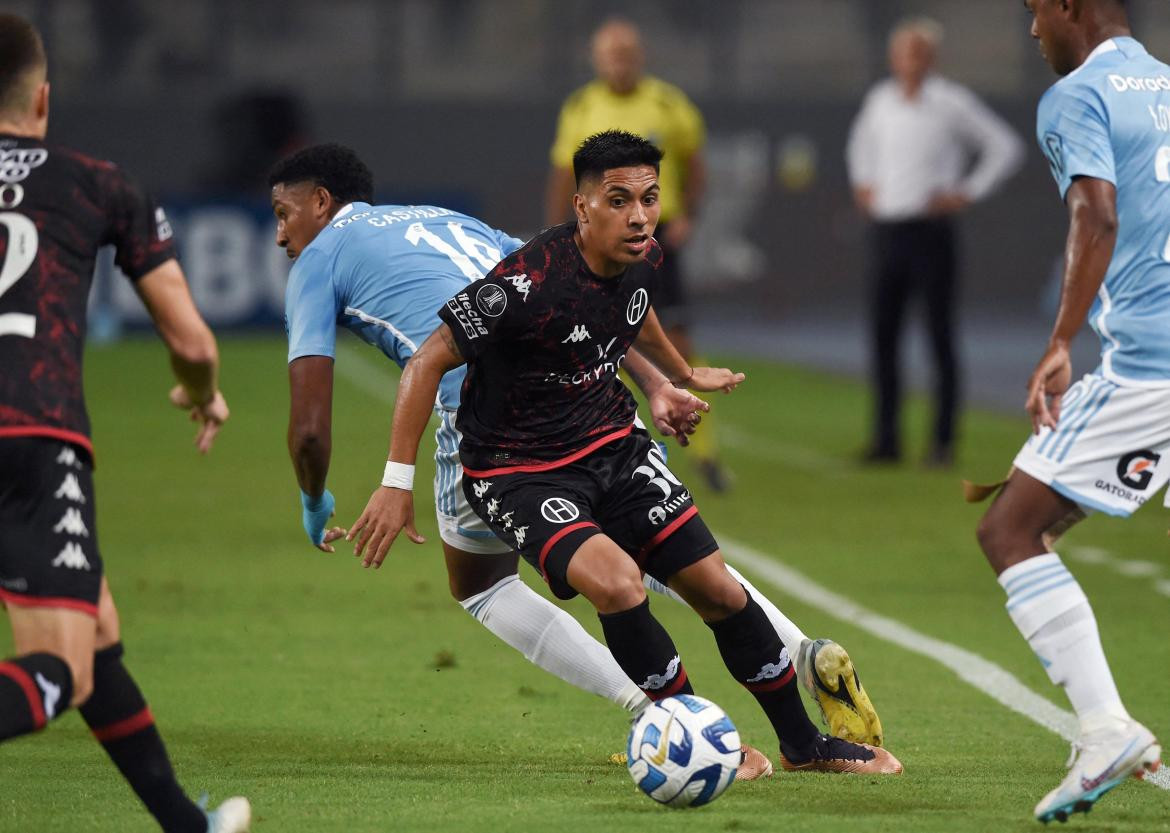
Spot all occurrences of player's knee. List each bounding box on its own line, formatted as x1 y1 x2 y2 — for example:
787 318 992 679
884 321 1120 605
685 574 747 621
588 569 647 614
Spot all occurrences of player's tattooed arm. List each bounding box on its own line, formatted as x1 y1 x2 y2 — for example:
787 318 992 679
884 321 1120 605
348 323 466 568
633 307 746 394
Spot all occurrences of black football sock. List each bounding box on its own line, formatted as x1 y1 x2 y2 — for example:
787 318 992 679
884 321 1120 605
79 643 206 833
0 653 74 739
599 598 694 701
707 594 819 748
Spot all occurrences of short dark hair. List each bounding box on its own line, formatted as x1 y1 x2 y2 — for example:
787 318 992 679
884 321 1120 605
572 130 663 188
268 143 374 204
0 13 46 117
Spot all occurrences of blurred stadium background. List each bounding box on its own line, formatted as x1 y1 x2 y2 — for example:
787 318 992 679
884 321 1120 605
19 0 1170 391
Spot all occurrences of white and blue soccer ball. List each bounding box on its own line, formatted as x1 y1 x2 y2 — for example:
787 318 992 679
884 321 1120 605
626 694 741 808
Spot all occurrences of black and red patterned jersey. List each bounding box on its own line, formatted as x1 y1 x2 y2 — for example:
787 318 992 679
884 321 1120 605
0 134 176 455
438 222 662 475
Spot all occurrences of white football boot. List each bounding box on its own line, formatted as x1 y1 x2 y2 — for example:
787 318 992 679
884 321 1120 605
1034 719 1161 823
203 795 252 833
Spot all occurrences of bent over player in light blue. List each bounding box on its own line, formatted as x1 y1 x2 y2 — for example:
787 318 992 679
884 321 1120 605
976 1 1164 822
270 144 885 770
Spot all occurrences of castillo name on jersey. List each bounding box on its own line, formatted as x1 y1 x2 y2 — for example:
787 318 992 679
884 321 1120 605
0 135 176 455
438 222 663 474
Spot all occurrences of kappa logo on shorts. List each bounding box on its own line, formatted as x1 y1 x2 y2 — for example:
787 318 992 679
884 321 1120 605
626 288 649 326
475 283 508 317
540 497 580 524
52 508 89 537
1117 449 1160 491
51 542 91 571
55 447 82 469
472 480 491 499
53 473 86 504
514 525 528 547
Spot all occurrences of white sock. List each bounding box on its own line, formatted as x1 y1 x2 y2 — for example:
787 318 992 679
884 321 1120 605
642 565 809 650
460 575 648 713
998 553 1130 733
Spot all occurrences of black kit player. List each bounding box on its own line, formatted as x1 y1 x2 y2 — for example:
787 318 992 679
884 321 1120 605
347 130 903 775
0 14 249 833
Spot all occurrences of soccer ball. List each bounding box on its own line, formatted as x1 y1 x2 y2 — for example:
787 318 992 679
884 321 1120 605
626 694 741 808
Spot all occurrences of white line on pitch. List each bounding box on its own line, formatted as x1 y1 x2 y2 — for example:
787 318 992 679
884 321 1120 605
721 538 1170 791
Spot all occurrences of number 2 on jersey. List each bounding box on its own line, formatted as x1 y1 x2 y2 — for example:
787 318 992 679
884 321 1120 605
0 211 38 338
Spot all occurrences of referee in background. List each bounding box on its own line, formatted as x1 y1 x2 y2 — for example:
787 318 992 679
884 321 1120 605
545 18 731 492
847 17 1023 467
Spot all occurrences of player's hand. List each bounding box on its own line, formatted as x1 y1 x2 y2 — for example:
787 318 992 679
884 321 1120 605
300 489 345 552
347 487 426 569
169 385 230 454
683 367 745 394
649 381 709 447
1025 342 1073 433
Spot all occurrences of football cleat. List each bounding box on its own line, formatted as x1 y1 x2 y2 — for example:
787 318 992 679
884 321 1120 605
779 734 903 775
1034 720 1161 824
734 744 774 781
796 638 884 747
200 795 252 833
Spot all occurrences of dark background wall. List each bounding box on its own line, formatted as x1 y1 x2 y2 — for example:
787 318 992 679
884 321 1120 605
18 0 1170 318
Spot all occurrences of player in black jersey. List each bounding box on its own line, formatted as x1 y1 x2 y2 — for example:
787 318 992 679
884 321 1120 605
0 15 249 833
348 130 903 775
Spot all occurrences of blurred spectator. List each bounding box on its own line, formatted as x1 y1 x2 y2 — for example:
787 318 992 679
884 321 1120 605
546 18 730 491
847 17 1023 467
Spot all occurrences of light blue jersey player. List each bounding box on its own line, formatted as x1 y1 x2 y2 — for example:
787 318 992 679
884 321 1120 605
976 3 1163 824
285 200 525 553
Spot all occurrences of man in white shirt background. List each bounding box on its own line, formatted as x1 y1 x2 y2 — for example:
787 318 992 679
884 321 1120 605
848 17 1024 467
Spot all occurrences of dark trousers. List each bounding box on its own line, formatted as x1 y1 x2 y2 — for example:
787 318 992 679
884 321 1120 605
868 218 959 455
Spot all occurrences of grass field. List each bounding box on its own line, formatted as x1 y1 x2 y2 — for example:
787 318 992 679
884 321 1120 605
2 334 1168 832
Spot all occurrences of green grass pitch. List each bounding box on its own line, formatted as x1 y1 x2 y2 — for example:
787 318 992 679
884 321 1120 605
1 335 1168 832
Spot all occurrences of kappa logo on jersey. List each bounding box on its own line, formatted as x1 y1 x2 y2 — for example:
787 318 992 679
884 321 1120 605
52 508 89 537
540 497 580 524
53 473 86 504
55 446 83 469
0 148 47 183
562 325 591 344
51 542 91 571
472 480 492 499
475 283 508 317
745 648 792 684
1043 133 1065 178
502 274 531 301
626 288 649 325
155 207 174 242
35 672 62 720
1117 449 1160 491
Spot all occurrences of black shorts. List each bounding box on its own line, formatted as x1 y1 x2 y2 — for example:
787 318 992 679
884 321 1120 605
0 437 102 617
462 427 718 599
654 221 688 329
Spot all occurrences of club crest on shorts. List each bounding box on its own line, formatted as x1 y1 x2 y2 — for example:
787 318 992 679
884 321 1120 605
540 497 580 523
475 283 507 317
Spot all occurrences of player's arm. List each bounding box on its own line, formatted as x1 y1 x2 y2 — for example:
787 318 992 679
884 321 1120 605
134 259 229 453
287 356 347 553
633 307 745 393
348 322 466 568
623 349 708 446
1027 176 1118 432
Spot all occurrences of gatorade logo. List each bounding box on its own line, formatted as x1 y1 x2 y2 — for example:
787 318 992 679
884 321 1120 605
1117 449 1160 491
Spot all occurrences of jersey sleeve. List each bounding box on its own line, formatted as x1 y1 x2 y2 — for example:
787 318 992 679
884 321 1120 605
437 274 523 361
494 229 525 257
100 165 178 281
1036 83 1115 199
285 247 340 362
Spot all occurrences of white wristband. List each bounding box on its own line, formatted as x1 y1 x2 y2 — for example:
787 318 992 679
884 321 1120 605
381 461 415 490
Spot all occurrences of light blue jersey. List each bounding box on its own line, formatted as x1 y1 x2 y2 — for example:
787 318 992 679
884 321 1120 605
1038 37 1170 386
285 203 524 408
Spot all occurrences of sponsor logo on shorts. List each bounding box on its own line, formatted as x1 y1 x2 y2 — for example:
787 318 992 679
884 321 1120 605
0 576 28 592
626 288 649 325
475 283 507 317
1093 480 1148 506
647 505 667 525
540 497 580 524
1117 449 1160 491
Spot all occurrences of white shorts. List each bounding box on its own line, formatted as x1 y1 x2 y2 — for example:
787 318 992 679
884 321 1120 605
1013 372 1170 517
433 407 511 555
